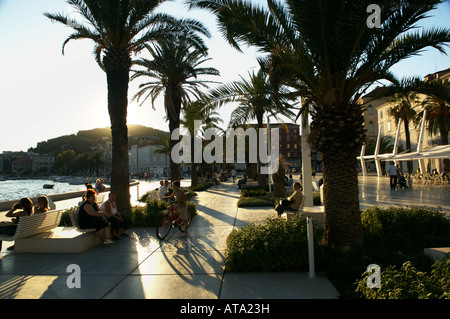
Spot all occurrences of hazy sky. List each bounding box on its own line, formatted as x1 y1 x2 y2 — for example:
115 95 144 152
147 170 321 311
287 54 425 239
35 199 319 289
0 0 449 153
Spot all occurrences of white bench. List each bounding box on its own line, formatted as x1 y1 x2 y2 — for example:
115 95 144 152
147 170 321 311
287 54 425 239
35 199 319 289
0 209 63 250
12 210 102 253
68 209 97 233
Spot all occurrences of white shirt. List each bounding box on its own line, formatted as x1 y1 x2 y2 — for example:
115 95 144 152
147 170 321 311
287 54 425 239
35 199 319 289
158 185 168 200
100 199 117 215
389 165 398 176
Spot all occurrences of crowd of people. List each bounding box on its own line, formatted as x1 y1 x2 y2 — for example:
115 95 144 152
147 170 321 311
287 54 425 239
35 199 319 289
0 195 51 250
0 179 127 250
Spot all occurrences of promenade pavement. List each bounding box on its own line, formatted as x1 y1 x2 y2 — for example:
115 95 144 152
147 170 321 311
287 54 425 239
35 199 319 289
0 180 338 299
0 175 448 300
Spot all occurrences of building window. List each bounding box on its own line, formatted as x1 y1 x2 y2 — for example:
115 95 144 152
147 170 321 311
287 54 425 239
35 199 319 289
368 105 374 115
387 121 391 132
369 121 374 133
379 111 383 119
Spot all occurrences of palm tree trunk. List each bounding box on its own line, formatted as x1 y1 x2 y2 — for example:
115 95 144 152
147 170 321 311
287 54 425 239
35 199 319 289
166 86 182 182
106 66 131 213
440 126 449 172
191 135 198 187
310 106 365 247
321 148 363 247
256 115 266 187
403 117 413 174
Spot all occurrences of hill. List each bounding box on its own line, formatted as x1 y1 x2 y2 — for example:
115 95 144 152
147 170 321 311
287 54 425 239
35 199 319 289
77 125 169 140
28 125 169 155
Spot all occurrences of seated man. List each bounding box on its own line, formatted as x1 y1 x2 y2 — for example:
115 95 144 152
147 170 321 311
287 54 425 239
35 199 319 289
275 182 303 217
237 174 248 189
158 180 169 200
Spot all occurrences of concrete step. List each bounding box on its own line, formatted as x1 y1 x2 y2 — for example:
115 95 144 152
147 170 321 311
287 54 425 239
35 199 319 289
14 227 101 253
424 247 450 261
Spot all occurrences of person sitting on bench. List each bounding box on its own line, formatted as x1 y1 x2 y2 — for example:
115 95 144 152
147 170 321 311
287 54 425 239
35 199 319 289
275 182 303 217
237 174 248 189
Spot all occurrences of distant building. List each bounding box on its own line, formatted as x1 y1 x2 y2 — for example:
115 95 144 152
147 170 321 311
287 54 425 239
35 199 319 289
12 156 32 174
360 67 450 174
30 154 55 173
129 142 170 176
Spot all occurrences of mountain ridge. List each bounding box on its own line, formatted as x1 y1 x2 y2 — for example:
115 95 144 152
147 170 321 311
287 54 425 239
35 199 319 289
29 124 169 155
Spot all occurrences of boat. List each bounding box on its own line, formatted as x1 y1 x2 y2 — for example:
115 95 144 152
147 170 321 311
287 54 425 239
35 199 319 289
43 184 55 189
67 177 89 185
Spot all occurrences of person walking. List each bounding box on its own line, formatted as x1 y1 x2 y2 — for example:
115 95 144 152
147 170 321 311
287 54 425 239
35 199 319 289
389 162 398 190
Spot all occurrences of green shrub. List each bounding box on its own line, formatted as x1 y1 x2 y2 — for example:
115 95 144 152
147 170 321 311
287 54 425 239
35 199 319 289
241 185 270 192
355 257 450 299
59 207 77 226
237 196 275 207
187 201 197 217
191 182 213 192
130 199 167 227
130 199 197 227
225 215 321 272
241 188 266 197
361 206 450 248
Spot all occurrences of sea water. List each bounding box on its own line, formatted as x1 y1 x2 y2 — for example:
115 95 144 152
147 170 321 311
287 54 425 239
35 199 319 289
0 179 87 202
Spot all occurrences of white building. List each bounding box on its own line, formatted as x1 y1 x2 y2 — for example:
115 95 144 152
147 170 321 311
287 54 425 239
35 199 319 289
359 67 450 175
31 154 55 173
129 142 170 176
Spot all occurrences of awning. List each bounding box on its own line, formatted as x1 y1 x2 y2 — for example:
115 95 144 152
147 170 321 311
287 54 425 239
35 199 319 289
386 145 450 161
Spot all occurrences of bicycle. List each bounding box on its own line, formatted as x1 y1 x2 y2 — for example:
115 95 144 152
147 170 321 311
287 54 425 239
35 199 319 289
156 201 192 240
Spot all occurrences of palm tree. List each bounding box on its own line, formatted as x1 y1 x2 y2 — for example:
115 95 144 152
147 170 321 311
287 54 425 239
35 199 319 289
188 0 450 247
45 0 208 213
131 36 220 182
181 100 223 187
387 93 420 174
206 68 296 187
154 135 171 177
416 79 450 171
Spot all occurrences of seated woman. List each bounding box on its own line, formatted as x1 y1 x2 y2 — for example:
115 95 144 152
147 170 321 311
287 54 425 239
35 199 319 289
95 179 106 193
100 192 126 240
79 189 114 245
0 197 34 250
164 180 189 236
275 182 304 217
35 195 49 213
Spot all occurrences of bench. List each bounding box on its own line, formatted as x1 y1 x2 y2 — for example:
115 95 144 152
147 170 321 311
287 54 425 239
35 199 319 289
0 209 63 250
68 209 97 233
237 178 248 189
10 210 102 253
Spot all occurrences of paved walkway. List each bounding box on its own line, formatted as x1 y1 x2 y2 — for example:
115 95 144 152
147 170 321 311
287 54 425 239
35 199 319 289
0 181 338 299
0 175 448 300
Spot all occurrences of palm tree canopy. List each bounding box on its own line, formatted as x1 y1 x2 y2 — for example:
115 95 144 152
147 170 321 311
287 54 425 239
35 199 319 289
387 93 419 124
417 79 450 136
45 0 211 71
188 0 450 112
206 68 297 128
181 100 224 135
131 37 220 119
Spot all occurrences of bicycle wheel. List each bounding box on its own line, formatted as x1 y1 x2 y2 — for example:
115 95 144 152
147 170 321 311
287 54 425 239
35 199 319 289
178 210 192 233
156 214 172 240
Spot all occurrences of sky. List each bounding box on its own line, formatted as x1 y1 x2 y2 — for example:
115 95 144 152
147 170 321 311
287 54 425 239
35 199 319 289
0 0 449 154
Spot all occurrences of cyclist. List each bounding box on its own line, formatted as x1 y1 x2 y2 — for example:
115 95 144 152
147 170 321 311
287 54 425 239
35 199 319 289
163 180 189 236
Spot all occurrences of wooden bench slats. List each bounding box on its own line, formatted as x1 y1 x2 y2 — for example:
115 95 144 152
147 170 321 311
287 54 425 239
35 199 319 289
69 210 96 233
0 210 63 242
